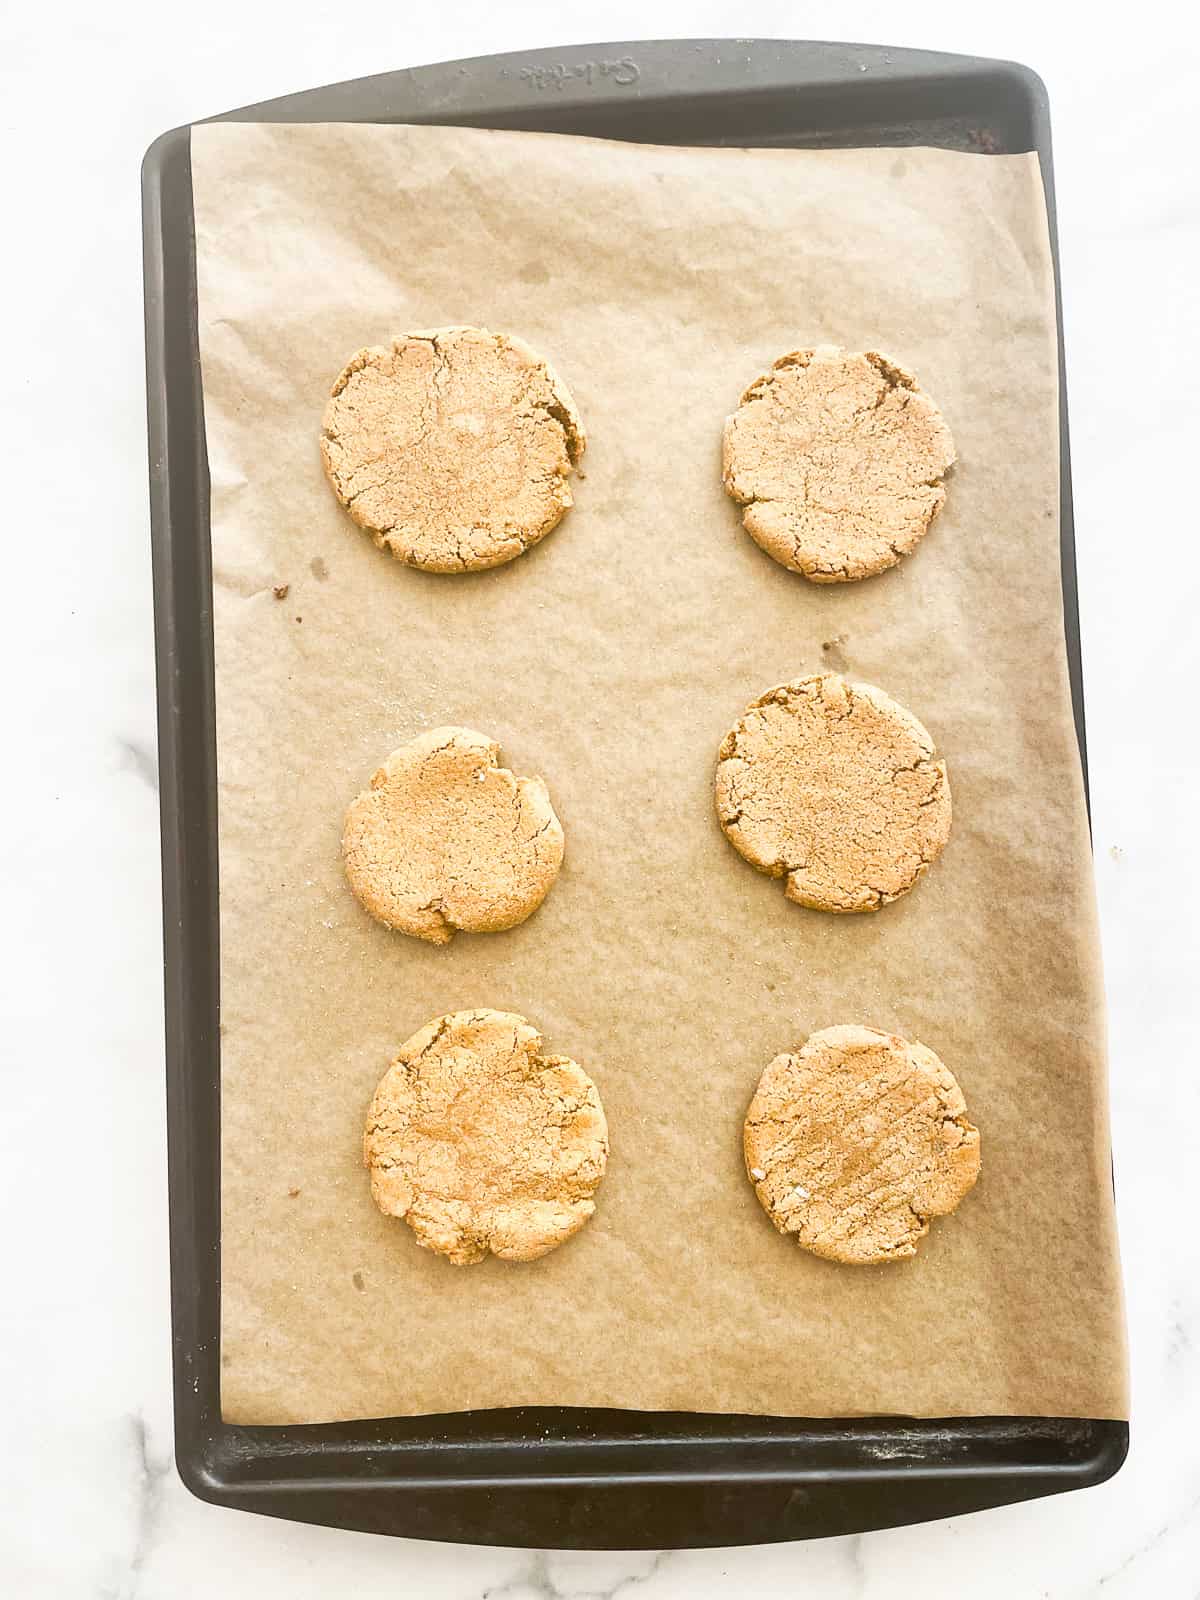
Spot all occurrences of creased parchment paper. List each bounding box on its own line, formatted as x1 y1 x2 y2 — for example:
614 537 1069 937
191 122 1127 1425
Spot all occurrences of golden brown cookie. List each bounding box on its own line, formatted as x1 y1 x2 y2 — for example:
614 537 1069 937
343 726 563 944
364 1009 609 1265
321 325 585 573
744 1024 981 1264
715 673 951 913
722 346 955 582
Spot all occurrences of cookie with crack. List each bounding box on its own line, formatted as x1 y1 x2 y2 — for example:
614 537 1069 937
343 726 563 944
744 1025 981 1264
722 345 955 582
364 1009 609 1264
715 673 951 912
321 325 586 573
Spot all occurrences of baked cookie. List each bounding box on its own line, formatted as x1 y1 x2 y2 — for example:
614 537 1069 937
715 673 951 913
343 726 563 944
321 325 586 573
744 1024 980 1264
722 346 955 582
364 1009 609 1264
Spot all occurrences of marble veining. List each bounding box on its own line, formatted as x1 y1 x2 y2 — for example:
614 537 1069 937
106 1417 172 1600
481 1551 672 1598
115 737 159 794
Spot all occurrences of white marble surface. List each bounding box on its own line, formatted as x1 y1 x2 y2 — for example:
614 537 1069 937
2 1 1197 1594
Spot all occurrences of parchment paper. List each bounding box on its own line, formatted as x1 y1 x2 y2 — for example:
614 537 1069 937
191 122 1127 1425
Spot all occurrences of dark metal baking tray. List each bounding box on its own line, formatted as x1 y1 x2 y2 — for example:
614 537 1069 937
143 36 1124 1548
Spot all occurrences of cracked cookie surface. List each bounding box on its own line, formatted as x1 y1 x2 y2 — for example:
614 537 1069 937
744 1024 981 1264
715 673 951 912
321 325 585 573
364 1009 609 1264
343 726 564 944
722 346 955 582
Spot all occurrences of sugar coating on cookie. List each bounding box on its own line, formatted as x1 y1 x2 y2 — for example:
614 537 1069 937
321 325 586 573
744 1024 980 1264
343 726 563 944
723 346 955 582
364 1009 609 1265
715 673 951 913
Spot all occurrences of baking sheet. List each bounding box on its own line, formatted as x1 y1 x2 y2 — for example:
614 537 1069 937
191 121 1127 1426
